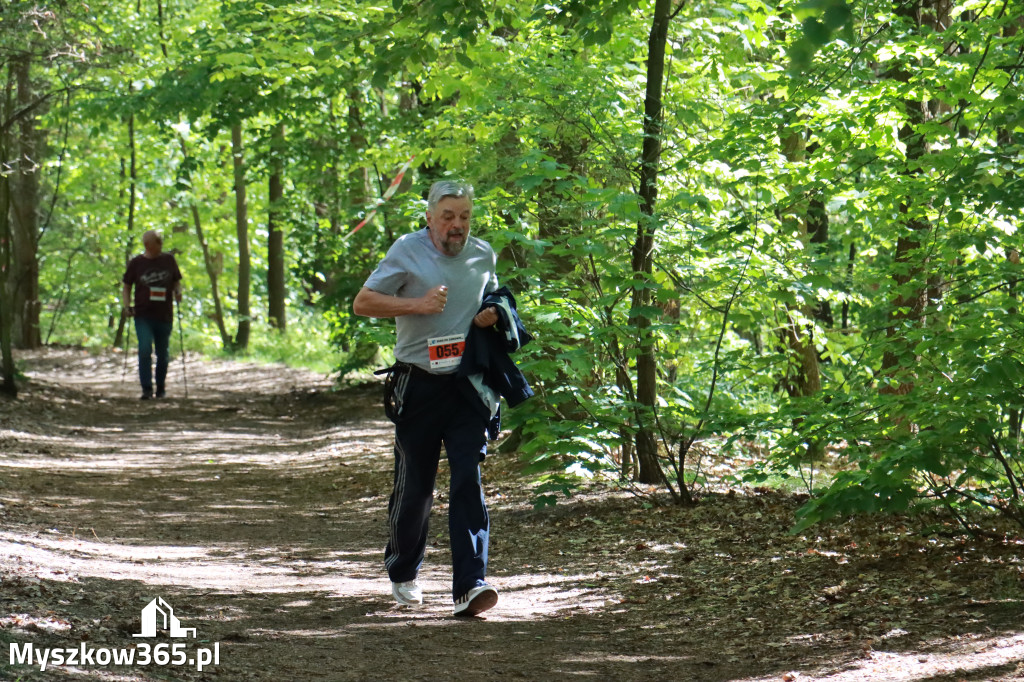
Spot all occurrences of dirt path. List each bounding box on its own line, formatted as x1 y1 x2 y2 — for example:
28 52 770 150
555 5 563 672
1 347 1023 681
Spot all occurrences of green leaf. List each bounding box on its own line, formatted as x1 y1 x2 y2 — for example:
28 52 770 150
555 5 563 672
629 305 664 320
822 3 852 31
802 17 831 46
788 38 816 73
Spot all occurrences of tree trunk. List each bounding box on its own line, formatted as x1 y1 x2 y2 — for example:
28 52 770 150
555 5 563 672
347 89 369 216
533 134 589 432
999 10 1021 442
191 200 232 348
1007 245 1022 441
536 137 582 278
9 56 42 349
178 134 231 348
0 84 15 395
630 0 673 484
881 0 934 394
114 107 138 349
232 123 251 351
342 89 383 363
778 130 824 404
267 122 286 331
842 242 856 330
808 194 834 326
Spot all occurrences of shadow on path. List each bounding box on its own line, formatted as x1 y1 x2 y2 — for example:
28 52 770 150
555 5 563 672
1 348 1022 681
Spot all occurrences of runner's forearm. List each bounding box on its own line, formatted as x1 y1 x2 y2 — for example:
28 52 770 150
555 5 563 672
353 287 424 318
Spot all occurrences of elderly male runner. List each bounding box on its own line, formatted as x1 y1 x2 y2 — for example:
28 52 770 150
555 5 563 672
353 180 501 617
122 230 183 400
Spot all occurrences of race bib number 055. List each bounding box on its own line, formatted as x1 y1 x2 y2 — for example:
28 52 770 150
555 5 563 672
428 334 466 370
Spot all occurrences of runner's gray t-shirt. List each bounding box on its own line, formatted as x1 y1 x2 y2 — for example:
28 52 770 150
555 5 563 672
363 228 499 374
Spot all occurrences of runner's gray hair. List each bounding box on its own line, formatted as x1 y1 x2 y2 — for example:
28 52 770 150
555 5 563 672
427 180 474 213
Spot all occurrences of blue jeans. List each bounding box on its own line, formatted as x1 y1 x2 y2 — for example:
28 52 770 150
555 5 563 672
135 316 173 394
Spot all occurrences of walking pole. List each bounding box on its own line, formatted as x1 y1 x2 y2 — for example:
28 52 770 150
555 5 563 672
176 302 189 399
121 315 132 384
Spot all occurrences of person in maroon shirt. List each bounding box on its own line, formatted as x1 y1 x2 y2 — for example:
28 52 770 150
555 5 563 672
121 230 182 400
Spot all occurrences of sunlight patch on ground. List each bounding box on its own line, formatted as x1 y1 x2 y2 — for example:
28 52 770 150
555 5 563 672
743 633 1024 681
561 653 692 664
20 349 335 398
1 530 614 623
0 425 391 471
356 572 614 624
0 613 73 634
0 530 378 594
20 669 150 682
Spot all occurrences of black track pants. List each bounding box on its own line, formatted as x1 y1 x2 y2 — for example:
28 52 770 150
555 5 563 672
383 371 490 600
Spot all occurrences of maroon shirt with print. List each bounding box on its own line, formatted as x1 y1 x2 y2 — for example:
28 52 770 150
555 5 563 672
123 253 182 323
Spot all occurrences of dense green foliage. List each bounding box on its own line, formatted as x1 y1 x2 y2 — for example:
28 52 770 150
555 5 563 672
2 0 1022 532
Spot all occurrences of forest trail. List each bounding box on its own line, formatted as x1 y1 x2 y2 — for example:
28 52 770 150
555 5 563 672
2 348 1023 681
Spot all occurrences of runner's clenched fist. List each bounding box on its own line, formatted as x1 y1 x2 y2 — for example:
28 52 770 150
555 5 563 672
419 285 448 315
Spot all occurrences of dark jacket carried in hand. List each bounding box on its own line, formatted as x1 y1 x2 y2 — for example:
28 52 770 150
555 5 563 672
458 287 534 438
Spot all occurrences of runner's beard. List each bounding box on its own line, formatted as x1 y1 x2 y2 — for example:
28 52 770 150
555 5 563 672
441 232 466 256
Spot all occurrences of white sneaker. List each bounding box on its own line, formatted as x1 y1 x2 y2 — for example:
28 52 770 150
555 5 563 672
392 580 423 606
453 583 498 617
